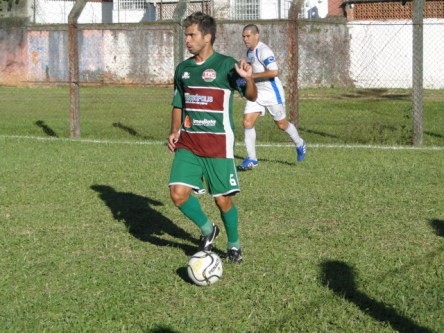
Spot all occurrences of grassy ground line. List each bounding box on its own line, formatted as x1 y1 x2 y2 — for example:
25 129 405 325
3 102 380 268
2 134 444 151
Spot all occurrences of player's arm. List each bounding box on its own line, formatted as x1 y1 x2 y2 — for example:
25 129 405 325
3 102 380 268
253 48 279 80
243 77 257 102
252 69 278 80
168 68 184 152
235 59 257 102
168 107 182 152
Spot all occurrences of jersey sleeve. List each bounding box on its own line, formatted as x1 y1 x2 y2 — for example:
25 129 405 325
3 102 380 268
260 46 279 71
171 65 184 108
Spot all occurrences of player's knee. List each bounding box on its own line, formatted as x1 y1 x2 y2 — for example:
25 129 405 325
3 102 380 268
215 196 232 213
170 186 189 207
243 119 254 128
275 119 288 131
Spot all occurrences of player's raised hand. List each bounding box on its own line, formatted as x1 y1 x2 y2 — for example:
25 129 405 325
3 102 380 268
235 59 253 79
235 59 257 101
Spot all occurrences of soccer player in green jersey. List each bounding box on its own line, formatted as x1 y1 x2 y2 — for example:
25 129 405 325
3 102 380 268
167 12 257 263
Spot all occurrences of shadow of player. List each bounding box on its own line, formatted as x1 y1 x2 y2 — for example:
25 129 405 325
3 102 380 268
429 218 444 237
91 184 197 255
320 260 432 333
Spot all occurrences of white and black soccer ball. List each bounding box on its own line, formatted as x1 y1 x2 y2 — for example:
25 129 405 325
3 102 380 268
187 251 223 286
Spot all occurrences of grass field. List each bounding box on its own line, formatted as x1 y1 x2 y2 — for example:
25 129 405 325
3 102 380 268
0 87 443 332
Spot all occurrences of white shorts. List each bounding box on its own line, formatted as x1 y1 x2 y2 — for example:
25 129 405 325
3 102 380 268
244 101 287 121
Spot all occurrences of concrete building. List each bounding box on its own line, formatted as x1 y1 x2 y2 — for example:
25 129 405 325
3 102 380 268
0 0 332 23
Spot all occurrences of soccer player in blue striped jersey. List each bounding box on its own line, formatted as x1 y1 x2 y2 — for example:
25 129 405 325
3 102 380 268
237 24 306 171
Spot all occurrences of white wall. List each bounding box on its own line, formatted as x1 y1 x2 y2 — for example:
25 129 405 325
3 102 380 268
112 3 156 23
259 0 328 19
259 0 328 20
32 0 329 23
300 0 328 19
23 2 444 89
348 19 444 89
213 0 230 19
260 0 280 19
34 1 113 24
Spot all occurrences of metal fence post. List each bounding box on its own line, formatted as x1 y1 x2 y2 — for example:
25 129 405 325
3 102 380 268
288 0 302 127
173 0 189 69
412 0 424 146
68 0 86 138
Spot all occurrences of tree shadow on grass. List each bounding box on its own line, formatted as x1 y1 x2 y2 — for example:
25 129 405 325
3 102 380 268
320 260 432 333
424 131 444 140
429 219 444 237
112 122 154 140
234 154 294 168
340 89 410 101
90 184 197 255
148 326 180 333
298 126 340 141
35 120 58 137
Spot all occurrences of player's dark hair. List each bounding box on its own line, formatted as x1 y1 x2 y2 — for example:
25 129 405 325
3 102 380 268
243 24 259 34
183 12 216 45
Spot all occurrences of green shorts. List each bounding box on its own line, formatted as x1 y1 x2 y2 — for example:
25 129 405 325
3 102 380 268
169 149 240 197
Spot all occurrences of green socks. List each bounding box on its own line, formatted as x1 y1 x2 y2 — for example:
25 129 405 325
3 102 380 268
178 195 213 235
221 205 241 249
179 197 241 248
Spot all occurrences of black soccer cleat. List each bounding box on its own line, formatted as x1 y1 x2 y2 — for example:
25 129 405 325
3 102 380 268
227 247 243 264
198 224 220 251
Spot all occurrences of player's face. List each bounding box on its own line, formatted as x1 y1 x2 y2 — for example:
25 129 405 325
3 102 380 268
184 24 210 55
242 29 259 50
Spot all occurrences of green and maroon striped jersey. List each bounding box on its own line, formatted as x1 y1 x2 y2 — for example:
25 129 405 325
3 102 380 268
172 52 247 158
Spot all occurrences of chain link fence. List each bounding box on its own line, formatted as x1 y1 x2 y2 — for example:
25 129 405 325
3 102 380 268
1 0 443 144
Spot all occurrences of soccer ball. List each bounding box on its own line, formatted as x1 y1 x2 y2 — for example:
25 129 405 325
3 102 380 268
187 251 223 286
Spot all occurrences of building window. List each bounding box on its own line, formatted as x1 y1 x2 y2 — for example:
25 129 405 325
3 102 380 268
116 0 148 10
156 1 213 20
231 0 259 20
